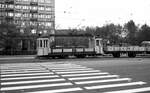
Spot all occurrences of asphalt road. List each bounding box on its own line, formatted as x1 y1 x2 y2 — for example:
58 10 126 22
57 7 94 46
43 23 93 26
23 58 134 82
0 56 150 93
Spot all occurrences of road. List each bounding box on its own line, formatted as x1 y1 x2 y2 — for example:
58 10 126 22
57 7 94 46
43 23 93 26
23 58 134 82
0 56 150 93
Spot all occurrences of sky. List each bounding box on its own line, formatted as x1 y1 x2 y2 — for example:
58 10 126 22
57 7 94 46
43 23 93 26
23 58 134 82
55 0 150 29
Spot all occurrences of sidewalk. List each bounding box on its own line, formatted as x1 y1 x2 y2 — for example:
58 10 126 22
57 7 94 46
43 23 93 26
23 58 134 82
0 55 36 60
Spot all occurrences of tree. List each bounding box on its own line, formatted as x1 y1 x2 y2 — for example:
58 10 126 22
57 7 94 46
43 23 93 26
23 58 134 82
85 26 96 36
137 24 150 43
95 24 123 44
0 22 21 50
124 20 138 45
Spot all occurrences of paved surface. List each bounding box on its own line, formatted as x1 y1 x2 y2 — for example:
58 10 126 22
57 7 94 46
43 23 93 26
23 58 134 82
0 58 150 93
0 57 150 93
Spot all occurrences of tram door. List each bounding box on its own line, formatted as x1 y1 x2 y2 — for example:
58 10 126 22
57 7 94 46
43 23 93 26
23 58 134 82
95 38 104 54
37 38 49 56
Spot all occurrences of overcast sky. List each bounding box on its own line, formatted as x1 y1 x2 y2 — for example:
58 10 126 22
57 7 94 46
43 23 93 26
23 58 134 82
55 0 150 29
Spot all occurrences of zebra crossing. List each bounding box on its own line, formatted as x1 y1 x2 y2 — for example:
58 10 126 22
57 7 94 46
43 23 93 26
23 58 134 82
1 62 150 93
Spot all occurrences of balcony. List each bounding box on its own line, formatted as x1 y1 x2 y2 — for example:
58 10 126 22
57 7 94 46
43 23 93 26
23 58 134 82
5 0 14 4
30 18 37 21
5 8 14 12
30 10 38 13
30 2 38 6
5 16 14 21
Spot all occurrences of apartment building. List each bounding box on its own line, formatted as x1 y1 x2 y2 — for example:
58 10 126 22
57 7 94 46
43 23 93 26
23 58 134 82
0 0 55 51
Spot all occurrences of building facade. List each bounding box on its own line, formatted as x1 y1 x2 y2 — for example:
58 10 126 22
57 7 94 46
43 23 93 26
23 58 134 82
0 0 55 51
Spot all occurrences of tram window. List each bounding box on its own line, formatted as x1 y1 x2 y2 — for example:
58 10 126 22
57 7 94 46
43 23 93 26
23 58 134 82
46 40 48 47
96 40 99 46
37 40 39 47
40 40 42 47
44 40 46 47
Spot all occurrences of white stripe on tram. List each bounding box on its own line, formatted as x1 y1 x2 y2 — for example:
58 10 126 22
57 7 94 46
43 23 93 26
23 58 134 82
1 75 59 80
28 87 83 93
1 82 73 91
56 70 100 74
85 81 146 90
69 75 119 80
2 78 66 85
1 72 54 77
104 87 150 93
75 78 131 84
62 72 109 77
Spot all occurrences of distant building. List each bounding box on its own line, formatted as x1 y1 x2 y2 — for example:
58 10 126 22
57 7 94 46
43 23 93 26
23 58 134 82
0 0 55 51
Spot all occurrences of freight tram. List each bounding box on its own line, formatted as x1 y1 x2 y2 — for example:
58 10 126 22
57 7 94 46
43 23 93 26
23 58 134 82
36 35 150 58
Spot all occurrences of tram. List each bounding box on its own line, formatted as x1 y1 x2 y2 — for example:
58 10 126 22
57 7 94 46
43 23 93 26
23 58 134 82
36 35 150 58
36 35 104 58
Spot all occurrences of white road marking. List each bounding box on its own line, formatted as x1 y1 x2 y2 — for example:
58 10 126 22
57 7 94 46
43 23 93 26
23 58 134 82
52 68 93 72
69 75 119 80
1 72 54 77
1 68 46 72
1 66 41 68
41 65 82 68
1 82 73 91
104 87 150 93
28 87 83 93
45 64 86 67
62 72 109 77
85 81 146 90
75 78 131 84
41 64 82 67
1 70 50 74
56 70 100 74
1 66 42 68
1 75 59 80
2 78 66 85
1 63 149 93
49 67 88 70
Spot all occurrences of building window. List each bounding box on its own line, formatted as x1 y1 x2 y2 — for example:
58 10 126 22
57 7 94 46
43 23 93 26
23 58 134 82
45 7 51 11
33 14 38 18
14 13 21 17
0 12 6 17
47 15 51 18
45 0 51 3
23 13 29 18
30 21 37 26
31 6 37 10
32 0 38 2
38 14 45 19
45 22 51 27
8 12 14 17
22 0 29 2
22 5 29 10
15 5 22 9
7 4 14 9
0 4 5 8
16 0 22 2
38 6 45 11
29 13 33 18
38 0 45 3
